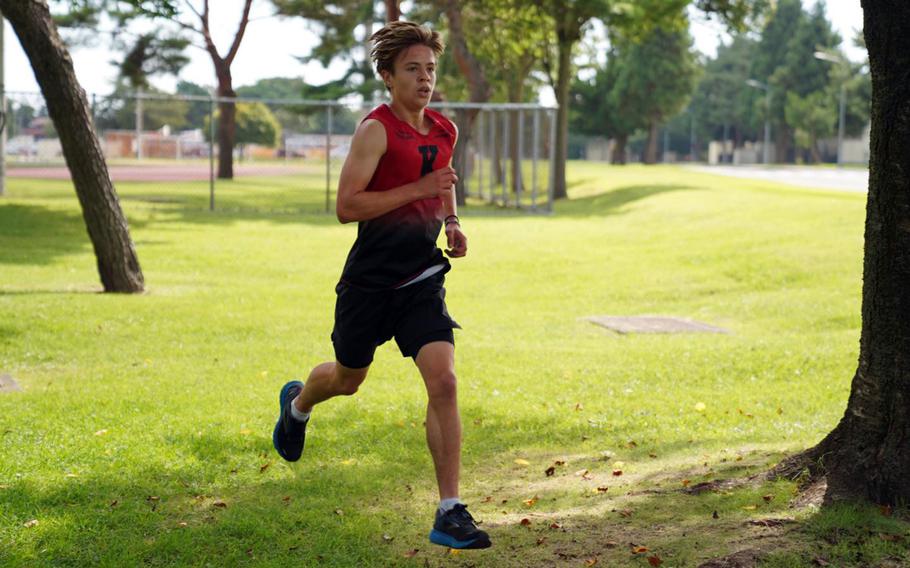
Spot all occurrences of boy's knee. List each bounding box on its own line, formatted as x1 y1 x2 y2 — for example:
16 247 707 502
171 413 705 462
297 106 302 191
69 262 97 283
426 371 457 401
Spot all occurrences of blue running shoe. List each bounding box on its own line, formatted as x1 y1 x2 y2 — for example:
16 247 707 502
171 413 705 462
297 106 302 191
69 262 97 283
272 380 307 462
429 504 491 549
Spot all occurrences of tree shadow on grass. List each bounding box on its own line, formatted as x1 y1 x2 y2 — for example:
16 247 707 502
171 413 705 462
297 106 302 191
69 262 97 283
558 184 701 217
0 204 90 266
2 407 906 567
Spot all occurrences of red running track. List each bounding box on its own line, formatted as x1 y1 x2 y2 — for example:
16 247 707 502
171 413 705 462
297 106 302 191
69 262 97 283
7 164 313 182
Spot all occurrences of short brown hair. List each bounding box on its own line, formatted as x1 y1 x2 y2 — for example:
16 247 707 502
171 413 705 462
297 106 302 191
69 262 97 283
370 21 444 77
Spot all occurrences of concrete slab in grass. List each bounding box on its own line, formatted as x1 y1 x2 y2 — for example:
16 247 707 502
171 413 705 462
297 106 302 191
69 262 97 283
586 316 729 335
0 374 22 393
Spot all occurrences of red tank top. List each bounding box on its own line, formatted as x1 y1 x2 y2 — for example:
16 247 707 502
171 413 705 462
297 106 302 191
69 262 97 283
340 104 457 289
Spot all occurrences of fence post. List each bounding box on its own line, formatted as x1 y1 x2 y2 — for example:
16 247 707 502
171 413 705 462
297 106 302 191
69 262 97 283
532 108 540 210
326 104 333 214
135 88 143 160
209 94 215 211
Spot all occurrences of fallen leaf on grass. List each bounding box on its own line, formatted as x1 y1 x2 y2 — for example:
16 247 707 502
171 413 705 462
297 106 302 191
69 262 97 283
583 471 594 480
23 519 38 528
449 549 460 556
762 494 774 502
94 429 108 436
681 479 691 487
649 452 658 458
575 403 584 411
742 505 757 510
177 522 188 528
880 505 893 517
259 462 271 473
403 549 419 558
334 509 343 516
595 486 609 493
575 469 589 477
812 557 831 566
282 496 291 503
879 533 903 542
520 518 531 526
584 557 598 566
514 458 531 466
648 555 663 567
612 470 623 477
549 522 562 529
382 534 393 542
482 495 493 503
110 500 119 508
213 501 228 509
523 496 539 507
545 466 556 477
65 473 79 478
555 460 566 466
712 510 719 519
604 541 618 548
631 545 649 554
627 440 638 449
619 509 634 518
536 537 547 546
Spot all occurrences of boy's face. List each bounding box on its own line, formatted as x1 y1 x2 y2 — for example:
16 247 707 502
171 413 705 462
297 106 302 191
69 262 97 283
383 45 437 108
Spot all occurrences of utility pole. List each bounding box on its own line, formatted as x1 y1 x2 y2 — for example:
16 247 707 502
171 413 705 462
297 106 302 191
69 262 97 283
746 79 772 164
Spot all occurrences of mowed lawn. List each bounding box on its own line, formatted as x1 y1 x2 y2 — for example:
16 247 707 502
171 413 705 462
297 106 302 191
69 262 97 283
1 163 906 567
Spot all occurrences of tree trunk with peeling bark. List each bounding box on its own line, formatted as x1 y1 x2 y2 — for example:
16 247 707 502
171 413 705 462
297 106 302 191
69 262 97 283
773 0 910 505
2 0 144 293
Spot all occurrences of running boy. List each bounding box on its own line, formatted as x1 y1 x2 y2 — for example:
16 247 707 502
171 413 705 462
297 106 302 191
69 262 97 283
271 21 490 550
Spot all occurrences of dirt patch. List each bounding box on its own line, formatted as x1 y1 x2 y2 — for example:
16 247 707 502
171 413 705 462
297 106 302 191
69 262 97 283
585 315 730 334
697 548 766 568
0 373 22 393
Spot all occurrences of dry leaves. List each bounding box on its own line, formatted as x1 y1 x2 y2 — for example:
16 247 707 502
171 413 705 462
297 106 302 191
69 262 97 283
212 501 228 509
631 545 649 554
648 555 663 567
403 548 418 558
23 519 38 528
545 466 556 477
523 496 539 507
514 458 531 466
520 518 531 526
584 557 598 566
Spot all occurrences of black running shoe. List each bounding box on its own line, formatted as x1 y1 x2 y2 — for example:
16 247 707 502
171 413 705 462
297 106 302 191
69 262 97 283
429 504 491 549
272 380 307 462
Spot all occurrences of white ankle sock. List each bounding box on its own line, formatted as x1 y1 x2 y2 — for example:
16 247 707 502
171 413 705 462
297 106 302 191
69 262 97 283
289 396 310 422
439 497 462 513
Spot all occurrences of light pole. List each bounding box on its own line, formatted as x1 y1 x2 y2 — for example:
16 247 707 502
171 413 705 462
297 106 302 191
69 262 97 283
814 50 848 168
746 79 772 165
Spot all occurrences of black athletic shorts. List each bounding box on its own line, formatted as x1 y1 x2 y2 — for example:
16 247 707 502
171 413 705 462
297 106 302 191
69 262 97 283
331 272 460 369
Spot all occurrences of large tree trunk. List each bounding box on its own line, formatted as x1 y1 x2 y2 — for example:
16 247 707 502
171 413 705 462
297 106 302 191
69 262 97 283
611 134 628 165
643 119 660 164
444 0 490 206
215 65 236 180
3 0 144 293
552 32 572 199
773 0 910 505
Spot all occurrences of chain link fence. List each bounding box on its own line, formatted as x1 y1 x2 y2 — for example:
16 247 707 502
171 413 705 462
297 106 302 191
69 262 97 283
2 89 556 212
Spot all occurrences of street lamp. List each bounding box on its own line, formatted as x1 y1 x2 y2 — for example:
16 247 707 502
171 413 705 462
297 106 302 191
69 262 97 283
814 50 848 168
746 79 772 165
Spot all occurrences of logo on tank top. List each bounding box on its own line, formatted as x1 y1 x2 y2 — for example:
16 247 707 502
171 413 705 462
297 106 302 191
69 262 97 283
418 145 439 176
395 129 415 140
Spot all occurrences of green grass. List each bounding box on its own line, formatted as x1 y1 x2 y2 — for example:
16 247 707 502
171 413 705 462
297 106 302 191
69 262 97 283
1 163 907 567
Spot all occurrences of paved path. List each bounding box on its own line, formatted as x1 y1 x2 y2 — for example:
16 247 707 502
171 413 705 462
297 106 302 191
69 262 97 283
690 165 868 193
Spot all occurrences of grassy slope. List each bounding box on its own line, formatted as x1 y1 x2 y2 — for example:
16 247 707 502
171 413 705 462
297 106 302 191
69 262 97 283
0 163 906 567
